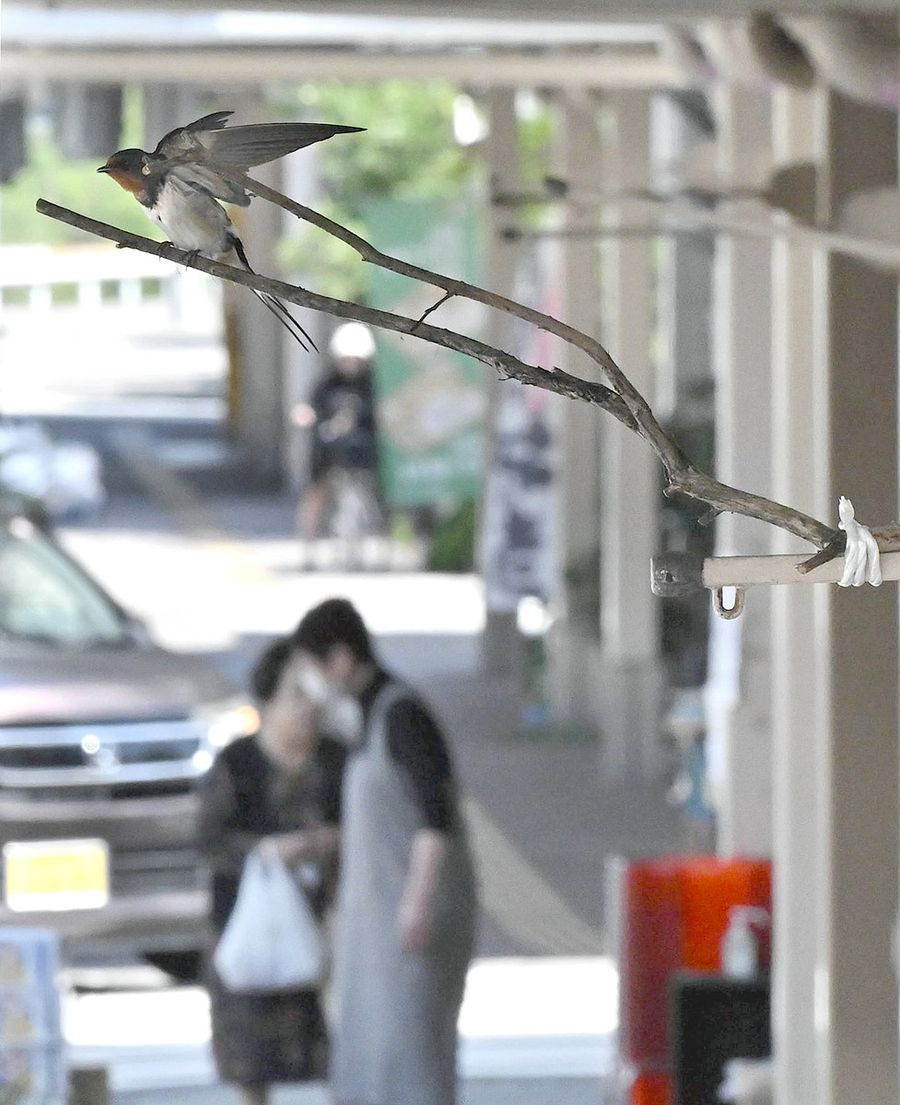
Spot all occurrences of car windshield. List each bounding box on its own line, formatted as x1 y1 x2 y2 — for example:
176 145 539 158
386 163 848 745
0 516 131 647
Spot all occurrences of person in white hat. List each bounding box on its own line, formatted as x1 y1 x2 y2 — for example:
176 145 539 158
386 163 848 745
293 323 380 554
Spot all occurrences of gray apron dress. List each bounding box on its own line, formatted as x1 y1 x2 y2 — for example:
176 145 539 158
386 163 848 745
331 681 478 1105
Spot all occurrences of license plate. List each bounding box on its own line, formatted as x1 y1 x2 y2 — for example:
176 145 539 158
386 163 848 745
3 839 110 912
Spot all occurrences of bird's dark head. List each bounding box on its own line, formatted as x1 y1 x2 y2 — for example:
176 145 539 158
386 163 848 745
97 149 155 196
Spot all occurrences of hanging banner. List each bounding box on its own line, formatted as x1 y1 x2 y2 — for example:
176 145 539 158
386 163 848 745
482 242 562 612
364 198 487 507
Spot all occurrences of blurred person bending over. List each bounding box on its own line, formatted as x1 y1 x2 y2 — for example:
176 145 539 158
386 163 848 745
294 323 381 547
198 637 346 1105
291 598 479 1105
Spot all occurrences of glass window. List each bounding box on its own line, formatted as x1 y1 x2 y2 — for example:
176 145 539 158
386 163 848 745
0 518 130 647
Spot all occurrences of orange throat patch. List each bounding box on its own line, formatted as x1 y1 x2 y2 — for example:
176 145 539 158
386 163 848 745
104 169 146 200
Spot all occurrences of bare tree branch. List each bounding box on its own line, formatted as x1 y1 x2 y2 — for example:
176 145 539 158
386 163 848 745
214 165 690 483
200 167 842 554
35 199 636 428
37 195 845 562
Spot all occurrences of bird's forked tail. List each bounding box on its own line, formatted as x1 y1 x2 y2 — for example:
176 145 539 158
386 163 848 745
230 236 318 353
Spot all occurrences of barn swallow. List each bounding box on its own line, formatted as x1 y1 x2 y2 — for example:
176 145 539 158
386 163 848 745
97 111 364 351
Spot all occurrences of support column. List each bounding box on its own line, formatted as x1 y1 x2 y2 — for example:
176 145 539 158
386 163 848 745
769 86 824 1105
651 91 715 423
558 89 603 621
544 91 606 732
813 91 898 1105
481 87 525 675
282 142 324 493
227 154 286 485
595 89 662 779
706 85 774 856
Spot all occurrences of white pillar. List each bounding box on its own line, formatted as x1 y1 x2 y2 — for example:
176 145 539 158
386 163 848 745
481 87 525 673
558 89 603 614
544 90 605 721
229 154 286 485
706 85 774 856
596 89 662 779
769 86 824 1105
282 141 324 493
812 91 899 1105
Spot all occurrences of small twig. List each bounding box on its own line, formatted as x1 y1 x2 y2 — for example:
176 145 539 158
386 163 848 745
697 507 721 527
797 534 847 574
413 292 454 332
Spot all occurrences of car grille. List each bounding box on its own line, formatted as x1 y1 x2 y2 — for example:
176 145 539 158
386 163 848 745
0 747 85 769
0 719 209 798
111 847 206 897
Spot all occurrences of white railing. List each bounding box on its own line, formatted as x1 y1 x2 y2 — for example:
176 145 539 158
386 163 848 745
0 244 220 330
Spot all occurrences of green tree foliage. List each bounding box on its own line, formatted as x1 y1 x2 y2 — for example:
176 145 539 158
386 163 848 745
1 128 156 246
0 91 151 245
296 81 475 215
276 81 480 301
3 82 552 294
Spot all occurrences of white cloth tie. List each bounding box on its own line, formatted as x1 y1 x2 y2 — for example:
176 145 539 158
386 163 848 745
837 496 882 587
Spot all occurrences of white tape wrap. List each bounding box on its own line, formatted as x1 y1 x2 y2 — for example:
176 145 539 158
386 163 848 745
837 496 882 587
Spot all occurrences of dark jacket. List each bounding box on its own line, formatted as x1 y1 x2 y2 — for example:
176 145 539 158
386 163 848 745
198 734 345 933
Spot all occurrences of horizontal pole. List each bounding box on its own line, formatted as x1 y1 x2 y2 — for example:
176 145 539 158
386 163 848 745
704 550 900 589
651 549 900 596
504 207 900 272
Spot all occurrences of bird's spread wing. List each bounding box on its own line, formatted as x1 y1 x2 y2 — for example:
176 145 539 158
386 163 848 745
153 111 236 157
153 113 363 206
202 122 365 167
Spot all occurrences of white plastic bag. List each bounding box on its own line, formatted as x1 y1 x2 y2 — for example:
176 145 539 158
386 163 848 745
214 851 324 992
718 1058 773 1104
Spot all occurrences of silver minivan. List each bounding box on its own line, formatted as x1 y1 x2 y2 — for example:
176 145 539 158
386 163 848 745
0 509 258 969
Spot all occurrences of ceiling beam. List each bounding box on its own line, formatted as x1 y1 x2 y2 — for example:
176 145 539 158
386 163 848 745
5 0 896 14
6 0 899 13
1 46 686 87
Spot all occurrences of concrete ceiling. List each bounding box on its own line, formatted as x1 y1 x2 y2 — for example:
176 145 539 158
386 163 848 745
4 0 899 15
2 3 896 90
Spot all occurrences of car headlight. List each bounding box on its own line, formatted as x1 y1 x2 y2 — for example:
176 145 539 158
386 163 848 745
199 699 261 752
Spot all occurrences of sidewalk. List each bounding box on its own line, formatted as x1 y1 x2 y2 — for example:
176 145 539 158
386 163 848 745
68 957 618 1103
114 1079 606 1105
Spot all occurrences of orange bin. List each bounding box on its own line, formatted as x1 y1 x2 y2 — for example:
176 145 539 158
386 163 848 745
679 856 771 971
617 855 772 1104
619 859 682 1067
630 1072 671 1105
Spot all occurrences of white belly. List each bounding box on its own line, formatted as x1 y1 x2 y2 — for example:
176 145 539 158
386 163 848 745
150 179 233 257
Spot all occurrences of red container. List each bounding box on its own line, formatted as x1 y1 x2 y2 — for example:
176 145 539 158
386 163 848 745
679 857 771 972
630 1071 671 1105
617 855 772 1088
618 859 682 1066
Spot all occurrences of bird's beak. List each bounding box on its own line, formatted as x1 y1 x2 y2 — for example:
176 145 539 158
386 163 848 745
96 165 111 173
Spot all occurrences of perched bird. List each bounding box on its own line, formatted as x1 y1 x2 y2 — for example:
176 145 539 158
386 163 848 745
98 111 364 351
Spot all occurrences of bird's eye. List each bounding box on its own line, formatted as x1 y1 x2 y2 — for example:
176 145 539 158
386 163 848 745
141 163 151 176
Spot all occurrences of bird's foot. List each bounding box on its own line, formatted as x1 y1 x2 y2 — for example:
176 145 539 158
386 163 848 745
156 240 173 258
181 248 202 269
